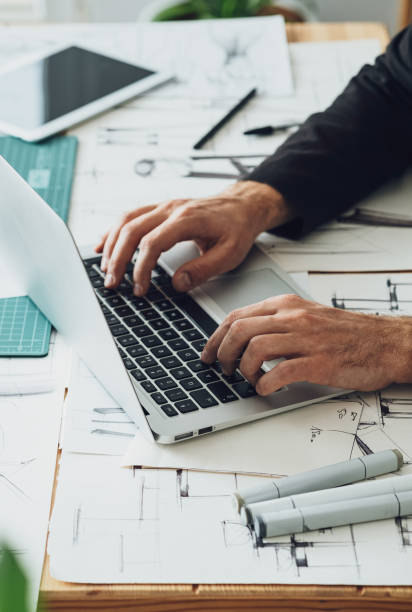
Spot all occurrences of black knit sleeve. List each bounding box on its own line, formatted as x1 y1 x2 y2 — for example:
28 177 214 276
245 27 412 239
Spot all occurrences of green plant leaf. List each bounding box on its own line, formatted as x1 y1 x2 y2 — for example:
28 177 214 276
0 546 29 612
153 1 201 21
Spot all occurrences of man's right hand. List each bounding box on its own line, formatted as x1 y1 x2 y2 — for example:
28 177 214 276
95 180 292 296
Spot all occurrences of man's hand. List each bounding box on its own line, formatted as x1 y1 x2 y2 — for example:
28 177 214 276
95 181 291 296
201 294 412 394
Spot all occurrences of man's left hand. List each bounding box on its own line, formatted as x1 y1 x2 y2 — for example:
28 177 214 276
201 295 412 395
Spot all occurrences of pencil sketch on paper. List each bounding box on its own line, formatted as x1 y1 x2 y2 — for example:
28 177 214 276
49 455 412 585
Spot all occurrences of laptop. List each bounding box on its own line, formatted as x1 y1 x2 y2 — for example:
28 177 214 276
0 156 347 443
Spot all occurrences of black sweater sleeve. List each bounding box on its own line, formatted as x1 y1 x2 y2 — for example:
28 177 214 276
245 26 412 239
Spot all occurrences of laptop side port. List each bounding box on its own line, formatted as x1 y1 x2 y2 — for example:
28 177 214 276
175 432 194 441
199 426 213 435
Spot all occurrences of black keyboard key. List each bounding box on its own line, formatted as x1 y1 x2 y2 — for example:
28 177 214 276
119 348 127 358
97 287 116 298
131 325 152 338
173 319 193 332
213 362 223 373
142 335 162 348
123 314 143 327
208 381 239 403
105 314 119 326
84 256 102 267
146 287 163 301
183 329 203 342
129 296 149 310
118 280 133 295
181 377 202 391
100 305 110 315
126 345 147 358
110 324 129 337
160 329 179 341
164 309 184 321
192 338 207 352
106 296 126 308
161 404 178 417
118 334 139 347
154 299 172 311
168 338 189 351
156 377 178 391
174 294 218 336
151 392 168 405
175 399 198 414
151 345 172 358
162 284 180 298
165 388 187 402
170 366 192 380
114 305 134 318
146 366 167 379
130 369 146 382
160 356 182 369
223 371 244 384
233 381 257 398
150 318 170 331
91 277 104 288
177 348 198 362
141 308 160 321
87 267 100 278
135 355 157 369
187 360 210 373
190 389 218 408
123 358 135 370
197 370 219 384
141 380 157 393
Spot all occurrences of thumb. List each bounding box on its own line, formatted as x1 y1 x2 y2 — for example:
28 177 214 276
172 242 238 292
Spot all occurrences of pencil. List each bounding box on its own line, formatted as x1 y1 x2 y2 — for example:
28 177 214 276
193 87 257 150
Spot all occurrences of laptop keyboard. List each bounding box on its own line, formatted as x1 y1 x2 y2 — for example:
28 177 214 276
83 256 257 419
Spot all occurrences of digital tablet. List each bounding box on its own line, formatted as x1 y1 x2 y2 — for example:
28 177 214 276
0 45 172 142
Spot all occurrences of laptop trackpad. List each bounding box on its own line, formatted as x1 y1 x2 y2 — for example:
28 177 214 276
202 268 298 315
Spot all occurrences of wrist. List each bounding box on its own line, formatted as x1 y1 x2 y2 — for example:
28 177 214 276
222 180 294 234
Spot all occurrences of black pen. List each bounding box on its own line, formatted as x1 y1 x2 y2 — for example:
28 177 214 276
193 87 257 150
244 123 301 136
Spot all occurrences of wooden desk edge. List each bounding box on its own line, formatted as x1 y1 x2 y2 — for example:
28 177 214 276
40 20 407 612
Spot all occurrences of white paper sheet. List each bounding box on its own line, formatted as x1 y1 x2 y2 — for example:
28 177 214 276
62 354 137 456
48 452 412 585
0 337 67 612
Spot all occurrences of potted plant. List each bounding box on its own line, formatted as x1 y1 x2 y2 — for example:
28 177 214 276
138 0 318 22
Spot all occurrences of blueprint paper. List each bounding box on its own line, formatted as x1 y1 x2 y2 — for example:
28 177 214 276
0 338 67 612
49 452 412 585
122 395 363 475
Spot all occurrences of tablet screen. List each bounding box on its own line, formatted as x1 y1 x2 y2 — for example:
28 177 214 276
0 46 155 130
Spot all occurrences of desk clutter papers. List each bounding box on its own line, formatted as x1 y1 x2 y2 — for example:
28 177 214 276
48 452 412 586
122 396 363 475
0 332 69 396
61 354 136 456
0 334 68 612
0 18 293 98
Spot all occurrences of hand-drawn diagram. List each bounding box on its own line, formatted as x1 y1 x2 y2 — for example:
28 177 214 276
49 454 412 585
332 278 412 314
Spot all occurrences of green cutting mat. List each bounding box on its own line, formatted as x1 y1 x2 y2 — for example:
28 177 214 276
0 136 78 357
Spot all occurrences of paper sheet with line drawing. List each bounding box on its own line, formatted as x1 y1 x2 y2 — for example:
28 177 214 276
48 452 412 585
0 336 67 612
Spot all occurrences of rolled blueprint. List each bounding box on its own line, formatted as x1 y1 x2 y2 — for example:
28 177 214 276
240 472 412 525
254 490 412 538
232 449 403 512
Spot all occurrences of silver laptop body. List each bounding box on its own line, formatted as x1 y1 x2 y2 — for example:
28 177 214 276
0 156 347 443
